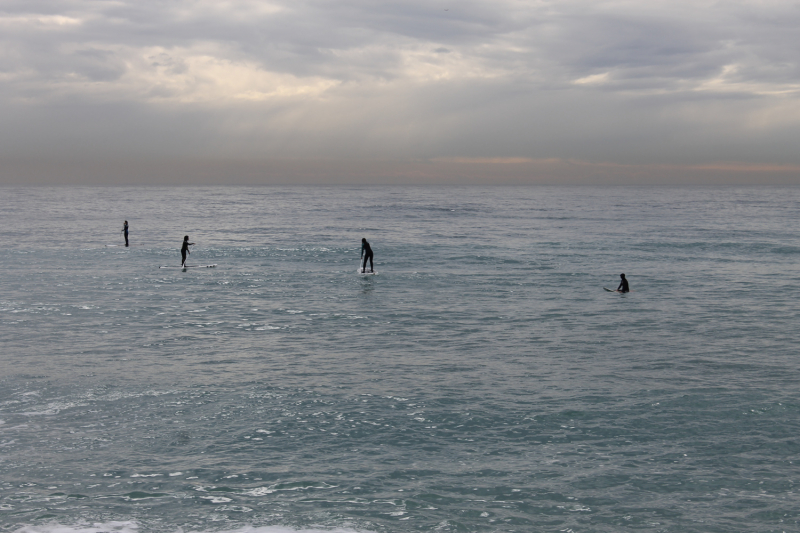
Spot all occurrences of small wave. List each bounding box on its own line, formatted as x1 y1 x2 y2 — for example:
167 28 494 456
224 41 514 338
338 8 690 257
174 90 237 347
243 481 337 497
13 523 372 533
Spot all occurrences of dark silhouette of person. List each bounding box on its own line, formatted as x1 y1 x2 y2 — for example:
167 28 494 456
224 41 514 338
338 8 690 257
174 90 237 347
181 236 195 266
122 221 129 247
617 273 629 293
361 238 374 273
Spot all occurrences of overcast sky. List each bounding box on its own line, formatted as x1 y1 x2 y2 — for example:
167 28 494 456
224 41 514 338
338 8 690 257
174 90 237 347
2 0 800 184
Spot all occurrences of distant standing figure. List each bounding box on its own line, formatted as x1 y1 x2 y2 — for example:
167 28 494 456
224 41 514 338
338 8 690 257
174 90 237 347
361 238 374 273
181 236 195 266
617 273 629 293
122 220 129 247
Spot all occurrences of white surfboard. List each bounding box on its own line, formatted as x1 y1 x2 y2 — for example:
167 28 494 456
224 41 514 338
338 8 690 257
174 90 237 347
358 269 377 275
160 264 217 269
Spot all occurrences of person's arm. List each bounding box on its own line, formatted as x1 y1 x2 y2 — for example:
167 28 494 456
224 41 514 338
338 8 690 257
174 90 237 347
361 242 364 258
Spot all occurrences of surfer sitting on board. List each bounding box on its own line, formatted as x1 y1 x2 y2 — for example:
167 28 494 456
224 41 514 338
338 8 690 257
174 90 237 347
122 221 129 247
181 236 195 266
617 273 629 293
361 238 374 273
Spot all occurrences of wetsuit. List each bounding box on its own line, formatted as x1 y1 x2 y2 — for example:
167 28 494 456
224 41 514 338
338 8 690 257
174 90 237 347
181 241 191 266
123 223 129 247
617 277 629 293
361 241 374 272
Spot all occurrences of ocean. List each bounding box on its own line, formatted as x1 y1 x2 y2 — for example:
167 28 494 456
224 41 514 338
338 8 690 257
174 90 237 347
1 186 799 533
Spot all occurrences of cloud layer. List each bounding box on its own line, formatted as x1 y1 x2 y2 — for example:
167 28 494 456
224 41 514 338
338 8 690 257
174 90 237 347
2 0 800 183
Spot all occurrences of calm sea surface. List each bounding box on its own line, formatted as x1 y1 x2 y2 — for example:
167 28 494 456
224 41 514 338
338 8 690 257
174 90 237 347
1 187 799 533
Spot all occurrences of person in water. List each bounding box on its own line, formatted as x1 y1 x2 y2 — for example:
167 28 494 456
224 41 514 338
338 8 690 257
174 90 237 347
361 238 374 273
181 236 195 266
122 220 129 247
617 273 629 293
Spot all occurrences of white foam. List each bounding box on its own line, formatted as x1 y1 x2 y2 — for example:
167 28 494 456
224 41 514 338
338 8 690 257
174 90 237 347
20 400 84 416
13 522 140 533
243 487 274 496
200 495 232 503
13 523 372 533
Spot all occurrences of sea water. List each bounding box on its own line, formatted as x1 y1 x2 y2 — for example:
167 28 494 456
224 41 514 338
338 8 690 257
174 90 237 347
1 186 799 533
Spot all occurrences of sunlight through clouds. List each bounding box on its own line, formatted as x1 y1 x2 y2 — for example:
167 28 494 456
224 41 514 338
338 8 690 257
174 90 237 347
125 45 340 104
170 0 285 22
573 72 610 86
0 14 84 27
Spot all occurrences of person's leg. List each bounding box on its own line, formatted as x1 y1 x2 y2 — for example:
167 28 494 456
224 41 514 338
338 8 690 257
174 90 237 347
125 233 129 247
368 253 373 272
181 251 187 266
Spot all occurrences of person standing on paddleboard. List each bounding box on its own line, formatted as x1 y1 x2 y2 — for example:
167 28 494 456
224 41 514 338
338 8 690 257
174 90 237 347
181 235 195 266
122 221 129 247
361 238 374 273
617 273 629 293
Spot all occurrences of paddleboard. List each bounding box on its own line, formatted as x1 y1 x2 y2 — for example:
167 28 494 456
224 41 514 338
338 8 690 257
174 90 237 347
358 269 377 275
160 264 217 269
604 287 631 293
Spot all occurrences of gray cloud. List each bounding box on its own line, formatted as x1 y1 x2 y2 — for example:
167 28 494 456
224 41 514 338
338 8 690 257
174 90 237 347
1 0 799 183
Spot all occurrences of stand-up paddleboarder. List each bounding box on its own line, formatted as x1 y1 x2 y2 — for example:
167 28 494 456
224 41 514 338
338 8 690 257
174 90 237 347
122 221 129 247
181 236 195 266
361 238 374 273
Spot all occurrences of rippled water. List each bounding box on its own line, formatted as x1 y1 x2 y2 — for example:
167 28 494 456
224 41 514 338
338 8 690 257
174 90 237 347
1 186 799 533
